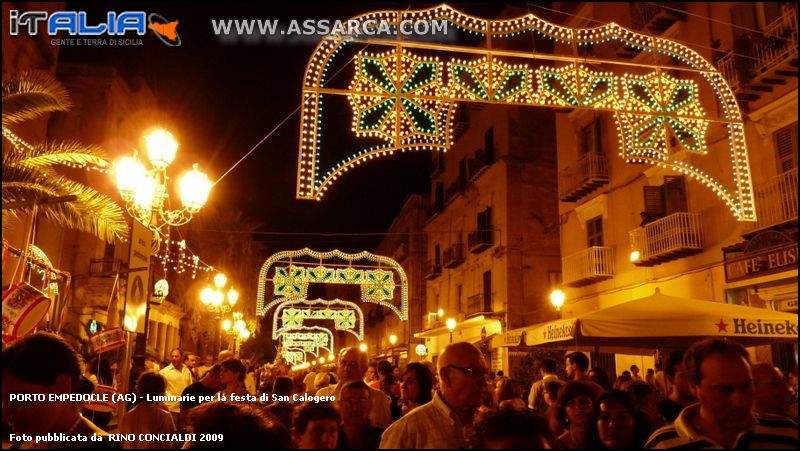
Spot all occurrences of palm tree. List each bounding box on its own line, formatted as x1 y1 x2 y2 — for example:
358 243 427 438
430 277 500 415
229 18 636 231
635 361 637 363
2 72 128 243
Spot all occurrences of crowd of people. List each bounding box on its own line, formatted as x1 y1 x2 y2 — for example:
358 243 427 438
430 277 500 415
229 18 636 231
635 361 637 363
2 332 797 449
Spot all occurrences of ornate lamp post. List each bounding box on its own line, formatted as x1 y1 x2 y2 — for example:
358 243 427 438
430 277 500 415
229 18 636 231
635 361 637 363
114 128 212 382
201 273 238 355
446 318 457 344
114 129 212 250
221 312 251 356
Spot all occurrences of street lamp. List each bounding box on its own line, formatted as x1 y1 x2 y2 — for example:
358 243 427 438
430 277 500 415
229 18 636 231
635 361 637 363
114 129 212 248
389 334 398 346
358 343 368 352
221 312 250 356
202 274 239 354
446 318 457 343
549 289 565 312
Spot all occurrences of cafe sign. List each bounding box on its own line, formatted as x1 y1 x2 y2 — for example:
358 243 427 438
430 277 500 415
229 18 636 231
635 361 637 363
725 243 798 283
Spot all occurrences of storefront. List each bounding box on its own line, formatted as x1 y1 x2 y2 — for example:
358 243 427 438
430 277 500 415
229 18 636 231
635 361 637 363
414 315 503 371
723 229 798 371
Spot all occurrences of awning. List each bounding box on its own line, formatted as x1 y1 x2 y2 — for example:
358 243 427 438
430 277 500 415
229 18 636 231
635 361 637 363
513 289 798 352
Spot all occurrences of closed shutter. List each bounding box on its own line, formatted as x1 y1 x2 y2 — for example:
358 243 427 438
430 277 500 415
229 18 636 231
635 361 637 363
434 182 444 212
483 270 492 312
459 157 468 189
663 175 688 214
643 186 665 217
774 123 798 173
594 118 603 155
730 3 757 40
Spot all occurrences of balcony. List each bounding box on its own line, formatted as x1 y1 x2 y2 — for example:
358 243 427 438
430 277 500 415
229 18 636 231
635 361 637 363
443 243 466 268
445 179 465 205
424 314 445 331
562 247 615 287
617 3 686 58
424 259 442 280
630 212 704 266
744 168 798 236
468 147 494 181
468 230 493 253
559 153 609 202
718 7 798 105
466 293 490 317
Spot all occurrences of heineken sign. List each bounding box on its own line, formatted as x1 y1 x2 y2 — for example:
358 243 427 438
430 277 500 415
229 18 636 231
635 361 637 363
715 318 798 337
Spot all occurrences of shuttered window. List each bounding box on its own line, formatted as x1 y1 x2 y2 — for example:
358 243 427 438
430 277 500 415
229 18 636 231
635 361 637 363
773 122 798 173
642 175 688 218
586 215 604 247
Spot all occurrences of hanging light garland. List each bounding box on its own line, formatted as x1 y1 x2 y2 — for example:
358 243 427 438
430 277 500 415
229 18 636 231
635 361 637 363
156 238 214 279
294 4 755 223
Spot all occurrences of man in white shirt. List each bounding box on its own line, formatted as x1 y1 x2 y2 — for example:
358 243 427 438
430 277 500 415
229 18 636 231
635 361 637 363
379 342 489 449
159 348 193 429
317 347 392 428
527 358 564 413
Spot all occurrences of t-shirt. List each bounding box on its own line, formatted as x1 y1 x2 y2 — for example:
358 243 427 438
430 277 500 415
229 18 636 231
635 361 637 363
180 382 218 410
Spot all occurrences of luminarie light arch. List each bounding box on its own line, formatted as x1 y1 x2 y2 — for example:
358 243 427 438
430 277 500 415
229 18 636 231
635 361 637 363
296 4 755 221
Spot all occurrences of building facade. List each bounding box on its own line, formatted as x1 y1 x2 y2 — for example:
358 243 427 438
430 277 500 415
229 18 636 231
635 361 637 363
369 194 429 365
550 2 797 373
417 102 562 373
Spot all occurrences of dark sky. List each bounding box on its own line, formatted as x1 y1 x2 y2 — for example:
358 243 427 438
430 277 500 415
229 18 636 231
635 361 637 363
58 2 520 252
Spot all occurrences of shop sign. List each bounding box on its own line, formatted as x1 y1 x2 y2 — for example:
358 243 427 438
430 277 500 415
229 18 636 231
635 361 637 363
502 331 524 346
724 243 797 282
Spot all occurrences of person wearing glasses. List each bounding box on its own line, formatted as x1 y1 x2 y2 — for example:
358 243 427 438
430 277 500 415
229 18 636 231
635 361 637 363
316 347 393 428
379 342 489 449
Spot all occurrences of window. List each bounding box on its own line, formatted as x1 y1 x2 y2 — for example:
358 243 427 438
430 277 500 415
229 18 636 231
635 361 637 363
642 175 687 220
482 270 492 312
586 216 604 247
579 119 602 155
485 126 494 154
773 122 798 173
434 243 441 266
434 182 444 213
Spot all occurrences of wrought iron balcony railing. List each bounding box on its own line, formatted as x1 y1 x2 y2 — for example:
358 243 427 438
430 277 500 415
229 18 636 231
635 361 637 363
745 168 798 235
562 246 615 287
630 212 703 266
559 153 609 202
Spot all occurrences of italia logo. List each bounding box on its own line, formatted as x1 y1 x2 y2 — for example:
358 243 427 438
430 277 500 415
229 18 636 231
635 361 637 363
717 318 798 336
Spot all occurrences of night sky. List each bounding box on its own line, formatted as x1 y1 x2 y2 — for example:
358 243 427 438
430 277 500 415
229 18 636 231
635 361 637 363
58 2 519 252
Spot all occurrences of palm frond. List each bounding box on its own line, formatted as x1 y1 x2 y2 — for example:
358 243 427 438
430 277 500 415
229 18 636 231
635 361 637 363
6 140 109 169
2 172 129 243
2 71 72 127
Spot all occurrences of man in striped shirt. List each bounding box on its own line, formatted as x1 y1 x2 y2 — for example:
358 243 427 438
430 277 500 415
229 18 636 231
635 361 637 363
646 338 797 449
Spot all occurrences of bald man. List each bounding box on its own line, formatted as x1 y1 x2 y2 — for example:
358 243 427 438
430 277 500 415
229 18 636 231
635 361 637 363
316 347 393 428
753 363 793 419
379 342 488 449
218 350 234 363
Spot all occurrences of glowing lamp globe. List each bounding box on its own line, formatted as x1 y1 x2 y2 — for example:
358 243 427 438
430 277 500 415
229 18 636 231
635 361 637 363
114 156 146 197
132 175 157 210
549 289 566 311
145 129 178 169
178 164 212 210
214 273 227 289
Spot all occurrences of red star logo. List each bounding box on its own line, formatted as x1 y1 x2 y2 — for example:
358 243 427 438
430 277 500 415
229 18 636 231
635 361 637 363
715 319 729 333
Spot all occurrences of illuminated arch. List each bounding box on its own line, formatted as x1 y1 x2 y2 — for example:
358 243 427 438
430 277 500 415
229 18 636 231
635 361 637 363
273 299 365 341
278 326 334 355
282 347 308 365
296 4 755 221
257 248 409 320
